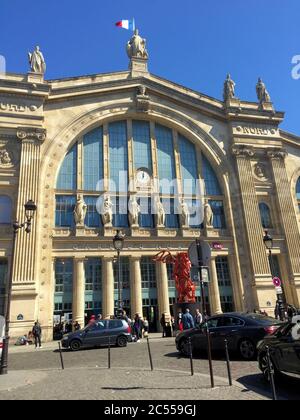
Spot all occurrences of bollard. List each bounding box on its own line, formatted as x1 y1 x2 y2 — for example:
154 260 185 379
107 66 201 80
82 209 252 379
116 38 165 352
206 325 215 389
147 337 154 371
266 346 277 401
108 336 111 369
224 339 232 386
58 342 64 370
188 337 194 376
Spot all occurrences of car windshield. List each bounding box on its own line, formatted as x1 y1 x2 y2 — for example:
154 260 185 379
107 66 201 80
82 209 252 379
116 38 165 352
244 313 282 325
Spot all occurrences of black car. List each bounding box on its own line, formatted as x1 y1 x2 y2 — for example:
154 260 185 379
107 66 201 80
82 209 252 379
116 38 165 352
257 317 300 381
175 312 282 360
61 319 132 351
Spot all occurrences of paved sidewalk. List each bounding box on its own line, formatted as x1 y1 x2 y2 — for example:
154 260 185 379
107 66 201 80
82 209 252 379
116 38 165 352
0 367 268 400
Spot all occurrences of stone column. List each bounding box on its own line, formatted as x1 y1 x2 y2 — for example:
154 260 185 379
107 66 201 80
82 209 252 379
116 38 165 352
228 255 244 312
72 258 85 327
13 129 46 284
102 257 114 318
156 262 170 319
268 150 300 306
208 257 223 315
232 146 272 308
130 257 143 317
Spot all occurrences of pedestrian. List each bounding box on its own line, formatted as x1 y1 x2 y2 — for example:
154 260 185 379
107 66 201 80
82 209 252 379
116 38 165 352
177 311 184 332
88 315 96 326
182 309 195 330
274 300 281 320
74 321 81 331
171 316 176 336
143 318 149 338
133 313 143 342
160 313 167 338
97 314 103 321
32 321 42 349
194 309 203 327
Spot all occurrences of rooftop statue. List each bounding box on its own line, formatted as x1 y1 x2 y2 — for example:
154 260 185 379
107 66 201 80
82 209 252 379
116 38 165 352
223 74 236 102
256 78 271 103
127 29 148 60
28 46 46 74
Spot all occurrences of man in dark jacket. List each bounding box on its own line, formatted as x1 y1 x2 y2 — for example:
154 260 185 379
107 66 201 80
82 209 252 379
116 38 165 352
32 321 42 349
182 309 195 330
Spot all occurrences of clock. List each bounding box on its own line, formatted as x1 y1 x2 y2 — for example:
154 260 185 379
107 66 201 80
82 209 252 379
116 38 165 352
136 168 151 188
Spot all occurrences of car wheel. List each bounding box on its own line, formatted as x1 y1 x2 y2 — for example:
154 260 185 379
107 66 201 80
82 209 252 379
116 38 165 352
179 338 190 356
259 352 280 382
238 339 256 360
117 335 127 347
70 340 81 352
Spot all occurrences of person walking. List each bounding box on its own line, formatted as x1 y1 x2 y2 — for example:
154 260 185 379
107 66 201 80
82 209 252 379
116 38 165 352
143 318 149 338
194 309 203 327
133 313 143 342
182 309 195 330
32 321 42 349
177 311 183 332
160 313 167 338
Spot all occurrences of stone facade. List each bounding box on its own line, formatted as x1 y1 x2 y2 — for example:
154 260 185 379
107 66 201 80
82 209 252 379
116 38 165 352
1 58 300 341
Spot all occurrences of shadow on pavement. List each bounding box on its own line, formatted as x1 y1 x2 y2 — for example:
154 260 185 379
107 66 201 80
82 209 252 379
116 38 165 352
164 350 248 362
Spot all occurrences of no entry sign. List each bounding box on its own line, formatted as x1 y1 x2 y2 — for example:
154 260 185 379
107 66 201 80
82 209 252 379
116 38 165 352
272 277 281 287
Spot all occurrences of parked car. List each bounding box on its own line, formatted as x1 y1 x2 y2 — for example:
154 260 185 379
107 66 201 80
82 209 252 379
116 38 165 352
0 316 5 359
61 319 132 351
175 312 283 360
257 315 300 381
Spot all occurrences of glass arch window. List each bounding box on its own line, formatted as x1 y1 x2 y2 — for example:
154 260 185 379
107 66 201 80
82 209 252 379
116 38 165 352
83 128 103 191
202 155 222 196
133 121 152 171
156 124 176 194
56 144 77 191
178 135 198 195
109 121 128 192
296 177 300 199
0 196 12 224
259 203 272 229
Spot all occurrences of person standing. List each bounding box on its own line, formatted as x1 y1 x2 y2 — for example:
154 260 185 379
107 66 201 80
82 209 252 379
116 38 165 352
182 309 195 330
160 313 167 338
133 313 143 342
74 321 81 331
194 309 203 327
32 321 42 349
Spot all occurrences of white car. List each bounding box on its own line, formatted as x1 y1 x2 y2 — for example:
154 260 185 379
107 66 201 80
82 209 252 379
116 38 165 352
0 316 5 359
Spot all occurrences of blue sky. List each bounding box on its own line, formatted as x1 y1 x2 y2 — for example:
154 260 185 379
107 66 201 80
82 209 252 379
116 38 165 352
1 0 299 133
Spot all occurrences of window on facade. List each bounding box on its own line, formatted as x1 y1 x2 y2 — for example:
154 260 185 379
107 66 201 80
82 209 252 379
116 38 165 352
296 177 300 200
109 121 128 192
0 260 8 316
85 259 102 291
83 128 103 191
113 257 130 289
209 200 226 229
156 124 176 194
55 195 76 227
138 197 154 228
0 196 12 224
141 257 156 289
133 120 152 170
112 196 129 228
54 260 73 313
202 155 222 196
216 257 234 313
163 198 179 229
167 263 174 288
259 203 272 229
84 196 101 228
178 135 198 195
56 144 77 190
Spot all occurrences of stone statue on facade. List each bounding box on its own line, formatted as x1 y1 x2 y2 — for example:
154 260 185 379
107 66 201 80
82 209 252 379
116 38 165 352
101 195 113 226
155 196 165 227
0 149 13 167
74 195 87 226
28 46 46 74
179 199 190 227
204 200 213 228
254 163 266 179
223 74 236 102
128 195 141 227
256 78 271 103
127 29 148 59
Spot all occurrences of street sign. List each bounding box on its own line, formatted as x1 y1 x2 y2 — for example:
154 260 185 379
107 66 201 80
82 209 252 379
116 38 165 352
188 241 211 267
273 277 281 287
275 286 283 295
212 243 223 251
201 266 210 283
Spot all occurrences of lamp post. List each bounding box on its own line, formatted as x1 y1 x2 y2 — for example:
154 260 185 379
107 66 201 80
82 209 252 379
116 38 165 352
0 199 37 375
263 230 284 321
113 230 125 317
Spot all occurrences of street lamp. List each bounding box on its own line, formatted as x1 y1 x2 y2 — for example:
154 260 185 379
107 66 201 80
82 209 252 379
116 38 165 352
263 230 284 321
0 199 37 375
113 230 125 317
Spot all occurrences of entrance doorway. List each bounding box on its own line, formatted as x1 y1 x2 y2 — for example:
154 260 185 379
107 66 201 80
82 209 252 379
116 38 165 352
142 299 158 332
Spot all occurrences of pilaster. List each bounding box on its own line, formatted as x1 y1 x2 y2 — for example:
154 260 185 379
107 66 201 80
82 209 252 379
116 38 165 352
208 256 222 315
102 257 114 317
130 257 143 317
72 258 85 328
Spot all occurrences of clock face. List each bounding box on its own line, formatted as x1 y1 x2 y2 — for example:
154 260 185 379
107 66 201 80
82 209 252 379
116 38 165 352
136 169 151 186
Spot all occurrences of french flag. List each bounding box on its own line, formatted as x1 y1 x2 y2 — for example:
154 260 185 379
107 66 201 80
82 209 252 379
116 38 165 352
115 19 135 31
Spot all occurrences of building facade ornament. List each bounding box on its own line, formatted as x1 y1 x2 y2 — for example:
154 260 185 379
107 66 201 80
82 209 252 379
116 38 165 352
127 29 148 59
74 195 87 226
17 128 46 142
256 78 271 104
267 150 287 160
101 195 113 226
232 145 255 158
28 46 46 74
155 196 165 227
0 149 14 168
204 200 214 228
253 163 267 180
136 85 150 113
223 74 236 102
128 195 141 227
179 199 190 227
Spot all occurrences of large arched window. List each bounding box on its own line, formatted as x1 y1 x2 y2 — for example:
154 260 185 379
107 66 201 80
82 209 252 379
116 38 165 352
259 203 272 229
296 177 300 212
0 195 12 224
55 120 225 230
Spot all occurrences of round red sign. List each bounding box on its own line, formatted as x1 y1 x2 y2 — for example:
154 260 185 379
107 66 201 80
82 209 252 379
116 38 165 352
272 277 281 287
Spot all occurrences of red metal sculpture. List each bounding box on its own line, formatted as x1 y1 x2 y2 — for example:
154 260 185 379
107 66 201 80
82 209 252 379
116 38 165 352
153 251 196 303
